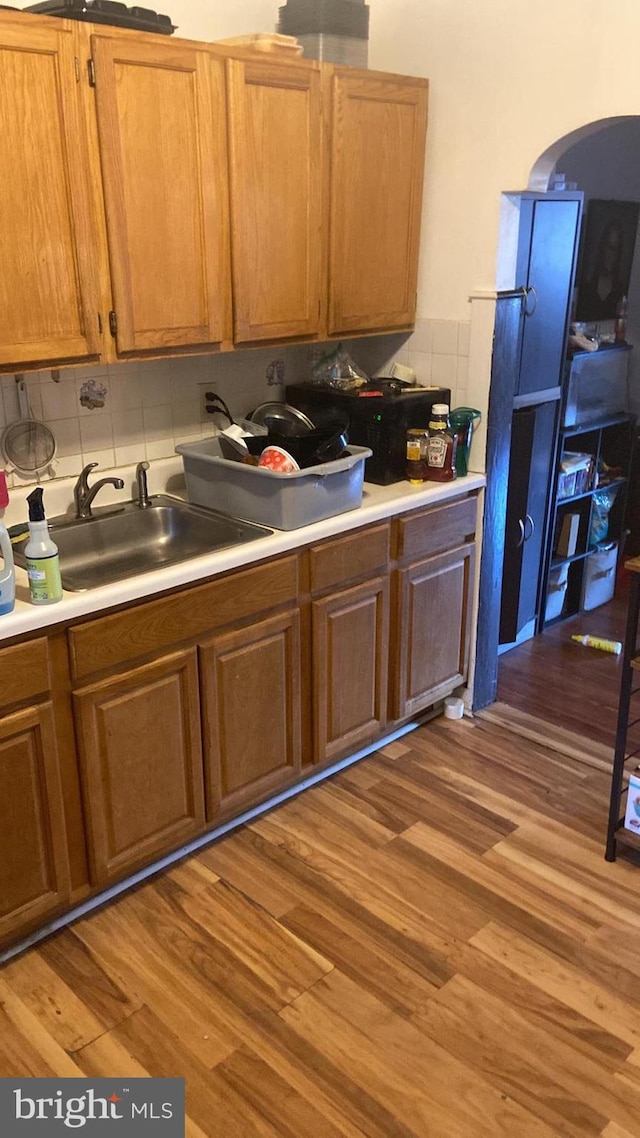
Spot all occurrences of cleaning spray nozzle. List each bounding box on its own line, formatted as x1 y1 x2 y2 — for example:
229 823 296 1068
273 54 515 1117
27 487 46 522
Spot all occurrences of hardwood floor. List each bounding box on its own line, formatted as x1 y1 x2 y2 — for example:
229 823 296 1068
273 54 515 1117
498 572 630 747
2 712 640 1136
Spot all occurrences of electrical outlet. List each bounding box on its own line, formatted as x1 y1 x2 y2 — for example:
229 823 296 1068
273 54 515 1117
198 381 217 422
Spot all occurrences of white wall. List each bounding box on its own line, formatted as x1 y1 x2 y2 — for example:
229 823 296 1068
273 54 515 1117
15 0 279 40
159 0 277 42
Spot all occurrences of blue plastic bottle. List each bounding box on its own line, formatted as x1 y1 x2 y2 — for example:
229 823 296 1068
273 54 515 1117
0 521 16 614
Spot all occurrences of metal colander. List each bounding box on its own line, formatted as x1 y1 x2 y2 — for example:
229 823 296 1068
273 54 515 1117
1 376 57 478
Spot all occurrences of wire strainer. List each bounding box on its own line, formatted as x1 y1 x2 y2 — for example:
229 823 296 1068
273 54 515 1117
1 376 57 479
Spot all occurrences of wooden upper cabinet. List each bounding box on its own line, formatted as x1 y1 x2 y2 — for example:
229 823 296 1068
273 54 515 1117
328 68 428 335
91 36 232 354
226 57 323 343
0 19 100 369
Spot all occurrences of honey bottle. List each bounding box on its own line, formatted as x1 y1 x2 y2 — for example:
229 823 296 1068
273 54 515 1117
426 404 457 482
405 429 427 485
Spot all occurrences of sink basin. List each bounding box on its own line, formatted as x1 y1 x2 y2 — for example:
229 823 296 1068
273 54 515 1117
13 495 272 591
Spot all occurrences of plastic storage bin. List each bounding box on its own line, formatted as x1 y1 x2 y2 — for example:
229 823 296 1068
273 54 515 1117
564 347 630 427
545 562 569 622
175 438 372 530
581 542 618 611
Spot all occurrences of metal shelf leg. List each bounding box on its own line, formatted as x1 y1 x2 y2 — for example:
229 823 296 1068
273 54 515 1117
606 571 640 860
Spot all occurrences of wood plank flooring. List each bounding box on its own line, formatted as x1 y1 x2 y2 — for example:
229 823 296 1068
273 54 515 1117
498 573 630 747
3 712 640 1134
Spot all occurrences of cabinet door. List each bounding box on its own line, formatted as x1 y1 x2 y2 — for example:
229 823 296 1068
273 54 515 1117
328 69 428 335
391 544 474 720
92 37 231 353
227 57 323 342
516 196 582 399
313 576 389 763
74 650 205 885
500 401 558 644
0 20 100 368
200 610 302 818
0 704 71 944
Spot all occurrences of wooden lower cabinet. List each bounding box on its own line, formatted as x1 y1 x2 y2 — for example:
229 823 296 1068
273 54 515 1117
0 704 71 942
200 609 302 819
0 500 480 952
312 576 389 763
73 649 206 886
391 543 475 720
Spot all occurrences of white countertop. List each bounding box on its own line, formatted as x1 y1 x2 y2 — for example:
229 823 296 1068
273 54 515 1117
1 461 485 642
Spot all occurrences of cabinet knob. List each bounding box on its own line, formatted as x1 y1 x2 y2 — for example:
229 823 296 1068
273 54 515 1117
523 285 538 317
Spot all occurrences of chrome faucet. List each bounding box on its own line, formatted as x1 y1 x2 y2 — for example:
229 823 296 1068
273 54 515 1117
74 462 125 519
136 461 152 508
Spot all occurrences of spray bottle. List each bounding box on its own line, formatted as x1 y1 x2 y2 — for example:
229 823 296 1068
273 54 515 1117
25 487 62 605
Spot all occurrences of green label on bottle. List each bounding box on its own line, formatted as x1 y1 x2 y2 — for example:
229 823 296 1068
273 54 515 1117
26 555 62 603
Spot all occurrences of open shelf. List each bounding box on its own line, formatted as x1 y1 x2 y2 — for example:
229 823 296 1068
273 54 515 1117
556 476 626 507
542 414 635 629
613 825 640 853
549 549 594 570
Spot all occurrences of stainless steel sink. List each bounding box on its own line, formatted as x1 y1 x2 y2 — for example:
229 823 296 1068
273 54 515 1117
13 495 272 591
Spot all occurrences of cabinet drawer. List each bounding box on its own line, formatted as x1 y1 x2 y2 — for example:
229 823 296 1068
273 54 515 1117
393 496 477 562
309 524 390 594
0 637 51 712
69 555 299 681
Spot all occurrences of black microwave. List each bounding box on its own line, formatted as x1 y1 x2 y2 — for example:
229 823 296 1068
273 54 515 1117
285 381 451 484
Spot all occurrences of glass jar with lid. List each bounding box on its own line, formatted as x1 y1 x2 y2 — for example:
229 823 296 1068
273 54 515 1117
405 428 428 484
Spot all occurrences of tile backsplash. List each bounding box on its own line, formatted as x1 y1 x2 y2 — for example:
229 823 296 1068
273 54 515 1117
1 320 471 487
350 318 471 406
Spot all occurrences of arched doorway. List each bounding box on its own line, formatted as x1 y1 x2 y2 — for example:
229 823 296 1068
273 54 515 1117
475 118 640 738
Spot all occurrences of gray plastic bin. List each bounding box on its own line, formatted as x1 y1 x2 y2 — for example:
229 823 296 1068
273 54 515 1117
175 437 372 530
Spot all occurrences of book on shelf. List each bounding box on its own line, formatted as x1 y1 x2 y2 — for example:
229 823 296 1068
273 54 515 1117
555 512 580 558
